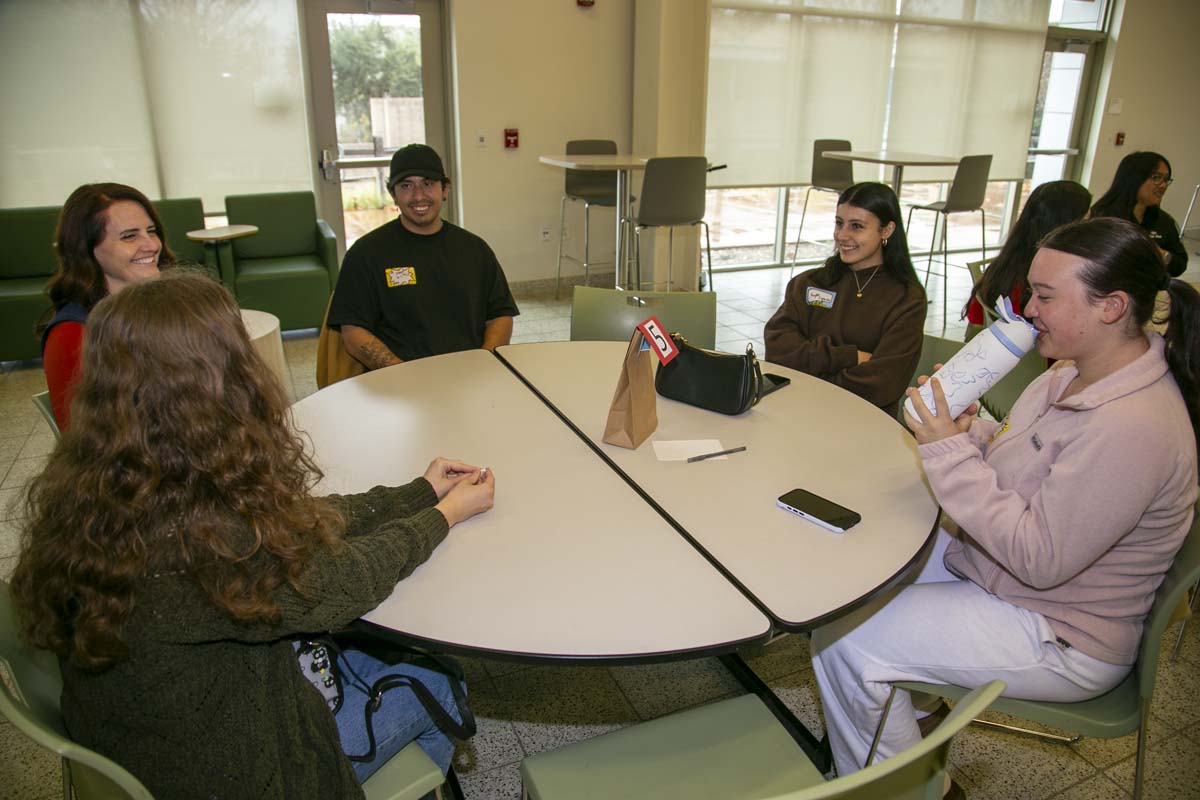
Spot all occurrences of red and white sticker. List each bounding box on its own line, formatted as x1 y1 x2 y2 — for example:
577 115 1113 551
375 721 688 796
637 316 678 365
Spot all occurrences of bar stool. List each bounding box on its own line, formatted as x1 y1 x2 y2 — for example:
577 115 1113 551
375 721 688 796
626 156 713 292
790 139 854 275
906 154 992 322
555 140 618 299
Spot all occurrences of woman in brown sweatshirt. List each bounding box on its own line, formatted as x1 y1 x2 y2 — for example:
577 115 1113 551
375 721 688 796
765 182 926 417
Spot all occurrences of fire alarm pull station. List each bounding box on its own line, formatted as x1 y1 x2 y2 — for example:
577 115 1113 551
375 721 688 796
504 129 519 149
1115 132 1125 146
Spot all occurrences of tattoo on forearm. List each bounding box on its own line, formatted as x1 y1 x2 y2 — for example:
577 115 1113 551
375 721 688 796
358 338 401 370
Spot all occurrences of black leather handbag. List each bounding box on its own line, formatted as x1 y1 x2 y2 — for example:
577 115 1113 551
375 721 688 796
654 334 764 415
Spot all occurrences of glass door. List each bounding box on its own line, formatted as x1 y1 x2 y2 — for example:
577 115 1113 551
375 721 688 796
303 0 449 254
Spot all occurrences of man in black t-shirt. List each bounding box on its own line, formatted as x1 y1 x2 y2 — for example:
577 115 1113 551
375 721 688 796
327 144 519 369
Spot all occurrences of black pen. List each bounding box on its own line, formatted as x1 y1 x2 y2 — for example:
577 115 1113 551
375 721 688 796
687 446 747 463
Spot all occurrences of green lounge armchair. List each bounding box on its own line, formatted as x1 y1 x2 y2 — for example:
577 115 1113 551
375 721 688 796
0 205 59 361
221 191 338 330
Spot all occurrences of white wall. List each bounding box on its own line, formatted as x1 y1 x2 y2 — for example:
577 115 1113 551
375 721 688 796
632 0 711 290
0 0 160 207
1082 0 1200 230
449 0 634 284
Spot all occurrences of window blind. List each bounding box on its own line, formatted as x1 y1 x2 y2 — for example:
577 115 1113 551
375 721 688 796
706 1 1049 188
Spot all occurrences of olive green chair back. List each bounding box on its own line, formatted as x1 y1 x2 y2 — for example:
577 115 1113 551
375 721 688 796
32 391 60 440
570 286 717 350
978 349 1047 422
519 680 1004 799
890 502 1200 800
0 579 155 799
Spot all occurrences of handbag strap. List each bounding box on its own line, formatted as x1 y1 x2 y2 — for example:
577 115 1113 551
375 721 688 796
747 345 765 408
315 636 478 763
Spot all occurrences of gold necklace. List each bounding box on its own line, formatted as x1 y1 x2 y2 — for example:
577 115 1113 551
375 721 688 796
852 267 882 298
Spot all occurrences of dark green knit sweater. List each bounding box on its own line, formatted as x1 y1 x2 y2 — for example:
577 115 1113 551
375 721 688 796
60 479 448 800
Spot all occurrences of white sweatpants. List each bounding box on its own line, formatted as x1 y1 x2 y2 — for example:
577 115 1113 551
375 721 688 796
810 529 1131 777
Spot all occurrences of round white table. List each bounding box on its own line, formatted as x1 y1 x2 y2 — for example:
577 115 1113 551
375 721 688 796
289 343 940 659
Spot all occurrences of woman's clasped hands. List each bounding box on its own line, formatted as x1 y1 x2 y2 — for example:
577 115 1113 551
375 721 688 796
425 457 495 527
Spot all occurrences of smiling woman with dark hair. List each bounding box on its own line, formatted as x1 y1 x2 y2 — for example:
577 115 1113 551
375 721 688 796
765 182 926 417
39 182 176 429
1090 150 1188 275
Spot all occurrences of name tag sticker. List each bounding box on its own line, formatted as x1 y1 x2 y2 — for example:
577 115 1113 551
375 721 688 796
806 287 836 308
385 267 417 287
637 315 679 365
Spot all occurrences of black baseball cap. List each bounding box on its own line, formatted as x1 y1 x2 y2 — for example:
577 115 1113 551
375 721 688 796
387 144 447 188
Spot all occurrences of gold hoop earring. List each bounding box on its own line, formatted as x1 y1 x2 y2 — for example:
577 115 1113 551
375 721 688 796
882 237 889 247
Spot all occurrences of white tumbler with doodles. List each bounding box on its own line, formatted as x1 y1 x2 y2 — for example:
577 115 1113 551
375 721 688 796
905 298 1039 420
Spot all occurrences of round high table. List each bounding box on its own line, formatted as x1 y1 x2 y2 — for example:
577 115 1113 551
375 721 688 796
239 309 288 389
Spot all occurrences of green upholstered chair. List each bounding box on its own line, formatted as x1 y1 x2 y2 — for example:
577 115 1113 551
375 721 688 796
875 503 1200 800
898 334 962 424
519 680 1004 800
0 205 60 362
151 197 215 276
32 391 60 440
222 192 338 330
0 577 447 800
570 286 717 350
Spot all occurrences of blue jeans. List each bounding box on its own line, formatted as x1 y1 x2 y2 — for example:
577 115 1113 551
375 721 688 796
332 647 462 782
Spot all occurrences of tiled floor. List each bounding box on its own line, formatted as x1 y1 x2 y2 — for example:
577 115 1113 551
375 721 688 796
3 246 1200 799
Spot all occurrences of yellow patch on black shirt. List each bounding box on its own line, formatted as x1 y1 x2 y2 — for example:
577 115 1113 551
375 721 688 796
385 267 417 287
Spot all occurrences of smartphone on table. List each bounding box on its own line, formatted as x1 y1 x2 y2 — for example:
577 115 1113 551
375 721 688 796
761 372 791 398
776 488 861 533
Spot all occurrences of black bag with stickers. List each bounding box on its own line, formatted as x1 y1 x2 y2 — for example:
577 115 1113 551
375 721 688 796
295 635 476 763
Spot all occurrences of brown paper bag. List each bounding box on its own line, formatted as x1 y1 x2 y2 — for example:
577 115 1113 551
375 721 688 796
602 330 659 449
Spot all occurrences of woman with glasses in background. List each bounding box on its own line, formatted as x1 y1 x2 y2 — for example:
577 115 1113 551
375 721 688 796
1090 151 1188 275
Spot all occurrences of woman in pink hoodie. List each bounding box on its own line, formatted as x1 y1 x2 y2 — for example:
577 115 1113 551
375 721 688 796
811 217 1200 793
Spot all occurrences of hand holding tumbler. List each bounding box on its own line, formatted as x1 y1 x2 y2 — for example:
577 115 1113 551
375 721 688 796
905 298 1039 420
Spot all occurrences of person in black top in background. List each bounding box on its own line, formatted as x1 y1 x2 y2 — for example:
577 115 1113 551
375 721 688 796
1090 151 1188 276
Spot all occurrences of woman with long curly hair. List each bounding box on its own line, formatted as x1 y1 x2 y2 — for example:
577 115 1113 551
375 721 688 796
765 182 926 417
40 182 176 429
11 270 495 799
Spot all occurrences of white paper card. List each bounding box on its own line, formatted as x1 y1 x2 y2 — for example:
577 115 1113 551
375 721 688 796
652 439 724 462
